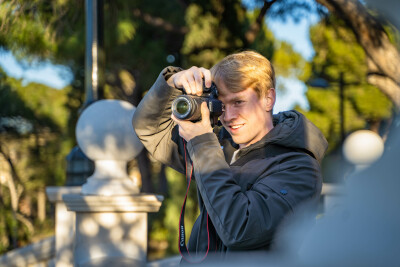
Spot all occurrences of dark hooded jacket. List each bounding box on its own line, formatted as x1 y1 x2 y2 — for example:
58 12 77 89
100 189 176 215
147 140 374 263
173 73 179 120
132 67 328 261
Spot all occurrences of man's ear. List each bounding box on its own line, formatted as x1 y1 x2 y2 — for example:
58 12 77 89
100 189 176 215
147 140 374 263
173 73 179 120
263 88 275 112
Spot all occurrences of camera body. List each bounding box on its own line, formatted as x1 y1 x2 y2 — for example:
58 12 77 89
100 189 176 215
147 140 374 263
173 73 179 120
171 82 223 125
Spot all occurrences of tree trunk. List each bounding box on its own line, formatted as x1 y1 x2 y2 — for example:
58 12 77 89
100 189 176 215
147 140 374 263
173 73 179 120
0 144 21 248
245 0 277 44
315 0 400 109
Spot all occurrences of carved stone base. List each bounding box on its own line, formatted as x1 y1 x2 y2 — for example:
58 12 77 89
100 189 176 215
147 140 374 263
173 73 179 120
46 186 82 267
63 194 163 267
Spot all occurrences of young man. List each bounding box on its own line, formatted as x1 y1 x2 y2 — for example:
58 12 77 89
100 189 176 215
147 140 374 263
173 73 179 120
132 51 328 262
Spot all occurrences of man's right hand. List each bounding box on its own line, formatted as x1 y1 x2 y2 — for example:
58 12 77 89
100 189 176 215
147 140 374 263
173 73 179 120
167 66 212 96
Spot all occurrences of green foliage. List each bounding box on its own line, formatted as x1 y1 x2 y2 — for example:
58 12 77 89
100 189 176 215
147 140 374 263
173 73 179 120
182 1 244 67
117 19 137 45
0 66 71 251
0 1 57 60
0 68 71 179
300 16 393 153
309 19 367 83
348 84 392 120
272 40 307 79
297 15 393 183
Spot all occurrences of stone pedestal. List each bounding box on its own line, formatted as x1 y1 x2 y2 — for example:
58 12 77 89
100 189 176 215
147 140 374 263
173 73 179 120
46 186 82 267
63 194 163 267
67 99 160 266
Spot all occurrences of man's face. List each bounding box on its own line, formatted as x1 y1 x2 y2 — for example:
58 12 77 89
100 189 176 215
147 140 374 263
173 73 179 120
217 81 274 149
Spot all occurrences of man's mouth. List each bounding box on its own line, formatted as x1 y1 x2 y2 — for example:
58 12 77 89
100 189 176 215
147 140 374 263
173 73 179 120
229 124 244 130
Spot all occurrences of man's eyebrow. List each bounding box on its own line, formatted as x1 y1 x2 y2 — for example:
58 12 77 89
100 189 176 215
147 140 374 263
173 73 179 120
229 96 245 102
218 92 246 102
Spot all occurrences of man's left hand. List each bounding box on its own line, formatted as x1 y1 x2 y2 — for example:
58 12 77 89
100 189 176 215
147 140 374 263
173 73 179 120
171 102 213 142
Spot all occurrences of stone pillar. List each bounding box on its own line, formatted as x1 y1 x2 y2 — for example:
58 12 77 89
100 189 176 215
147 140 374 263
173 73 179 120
37 189 47 222
63 194 162 267
63 100 163 266
46 186 82 267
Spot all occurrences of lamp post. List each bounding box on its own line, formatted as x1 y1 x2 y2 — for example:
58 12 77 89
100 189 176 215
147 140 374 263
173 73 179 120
65 0 105 186
339 72 345 143
65 146 94 186
83 0 105 108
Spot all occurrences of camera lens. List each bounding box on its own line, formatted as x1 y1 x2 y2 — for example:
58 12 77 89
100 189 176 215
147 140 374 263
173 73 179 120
176 100 189 115
172 96 193 119
172 95 205 121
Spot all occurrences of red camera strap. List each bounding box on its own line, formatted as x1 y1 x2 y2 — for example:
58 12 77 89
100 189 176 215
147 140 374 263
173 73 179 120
179 140 211 263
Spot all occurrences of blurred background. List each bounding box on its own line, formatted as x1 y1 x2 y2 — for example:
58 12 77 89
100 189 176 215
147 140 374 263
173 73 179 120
0 0 398 261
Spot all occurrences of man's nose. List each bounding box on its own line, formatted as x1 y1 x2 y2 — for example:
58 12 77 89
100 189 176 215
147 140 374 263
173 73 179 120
222 106 237 122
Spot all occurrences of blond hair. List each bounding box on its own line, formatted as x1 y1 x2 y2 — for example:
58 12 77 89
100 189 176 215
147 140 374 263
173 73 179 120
210 51 275 98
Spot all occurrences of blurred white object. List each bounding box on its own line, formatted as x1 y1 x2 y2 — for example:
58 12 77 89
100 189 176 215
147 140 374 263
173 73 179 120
76 99 143 195
343 130 384 170
295 122 400 267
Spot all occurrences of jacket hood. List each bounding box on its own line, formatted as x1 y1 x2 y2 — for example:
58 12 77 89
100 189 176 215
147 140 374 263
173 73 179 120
238 110 328 163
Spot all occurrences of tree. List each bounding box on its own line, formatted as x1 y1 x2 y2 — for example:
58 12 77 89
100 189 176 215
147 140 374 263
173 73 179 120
300 16 393 147
313 0 400 109
243 0 400 109
0 67 70 251
297 16 393 183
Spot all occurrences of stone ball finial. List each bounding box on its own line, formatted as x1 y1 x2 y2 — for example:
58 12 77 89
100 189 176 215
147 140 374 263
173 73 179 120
76 99 143 195
343 130 384 170
76 100 143 160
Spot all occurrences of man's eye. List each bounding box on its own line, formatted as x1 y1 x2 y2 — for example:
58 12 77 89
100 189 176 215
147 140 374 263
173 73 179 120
235 101 244 105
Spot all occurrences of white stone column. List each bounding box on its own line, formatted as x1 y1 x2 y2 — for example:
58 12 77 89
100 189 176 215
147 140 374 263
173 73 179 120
63 99 164 266
63 194 163 267
46 186 82 267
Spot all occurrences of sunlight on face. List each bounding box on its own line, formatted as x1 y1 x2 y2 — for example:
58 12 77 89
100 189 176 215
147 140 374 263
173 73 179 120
218 83 273 148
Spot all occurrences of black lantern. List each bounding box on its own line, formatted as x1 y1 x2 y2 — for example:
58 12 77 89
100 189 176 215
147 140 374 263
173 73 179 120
65 146 94 186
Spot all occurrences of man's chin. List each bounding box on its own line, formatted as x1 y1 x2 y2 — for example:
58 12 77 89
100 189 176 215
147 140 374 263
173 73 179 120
231 137 244 147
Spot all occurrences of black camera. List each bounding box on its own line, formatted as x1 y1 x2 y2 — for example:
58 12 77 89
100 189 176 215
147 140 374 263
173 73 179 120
171 82 223 125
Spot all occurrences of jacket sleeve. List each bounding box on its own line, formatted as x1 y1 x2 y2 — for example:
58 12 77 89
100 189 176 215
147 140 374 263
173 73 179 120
186 132 321 249
132 67 186 173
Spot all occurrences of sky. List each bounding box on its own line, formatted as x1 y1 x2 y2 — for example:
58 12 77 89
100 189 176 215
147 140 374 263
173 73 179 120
0 12 319 113
268 15 319 112
0 51 73 89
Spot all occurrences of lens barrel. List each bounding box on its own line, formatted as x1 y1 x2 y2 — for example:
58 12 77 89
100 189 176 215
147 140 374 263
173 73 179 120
171 95 202 121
